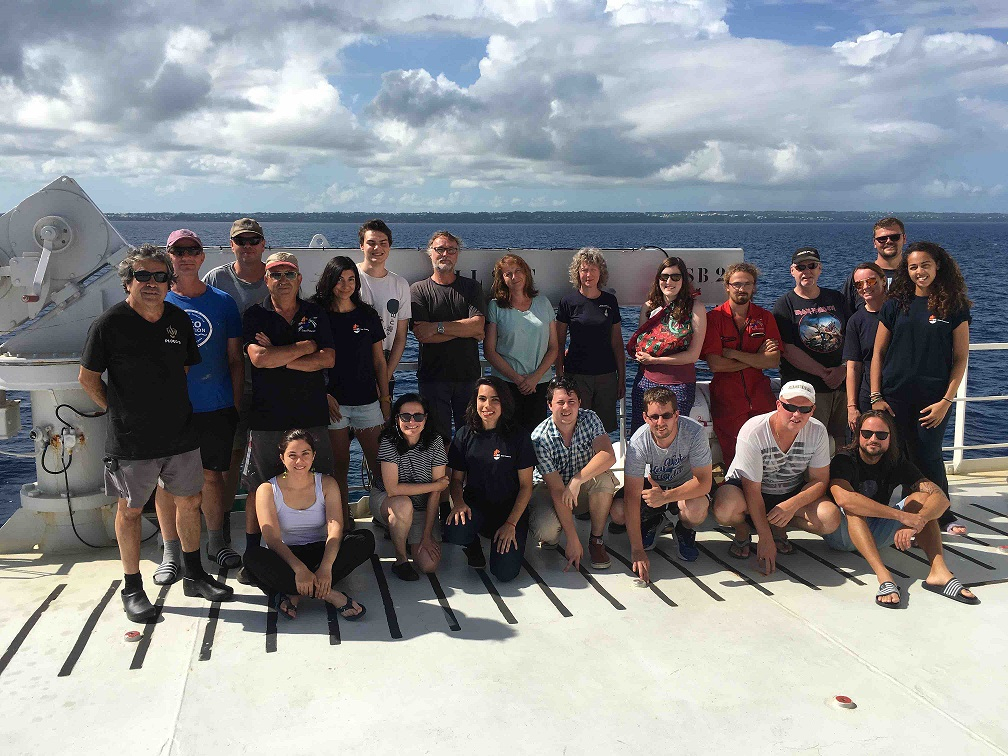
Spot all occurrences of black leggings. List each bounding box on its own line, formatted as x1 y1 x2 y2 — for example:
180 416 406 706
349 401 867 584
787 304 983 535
243 530 376 597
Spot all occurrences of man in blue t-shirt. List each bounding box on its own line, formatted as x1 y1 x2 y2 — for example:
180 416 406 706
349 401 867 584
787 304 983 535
152 229 245 585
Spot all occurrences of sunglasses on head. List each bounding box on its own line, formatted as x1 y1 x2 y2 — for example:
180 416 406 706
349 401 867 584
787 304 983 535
168 246 202 257
267 270 298 280
659 273 683 283
397 412 427 423
794 262 819 272
233 236 263 247
854 278 880 290
646 411 677 421
132 270 170 283
779 400 814 414
860 429 890 440
875 233 902 245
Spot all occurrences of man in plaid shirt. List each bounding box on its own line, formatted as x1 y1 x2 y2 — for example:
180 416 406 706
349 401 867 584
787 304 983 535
529 377 617 570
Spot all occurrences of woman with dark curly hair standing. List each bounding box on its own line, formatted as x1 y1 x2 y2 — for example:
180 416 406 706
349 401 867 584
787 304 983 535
870 241 971 535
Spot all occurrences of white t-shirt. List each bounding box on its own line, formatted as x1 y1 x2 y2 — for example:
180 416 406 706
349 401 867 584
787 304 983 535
725 412 830 495
357 267 412 353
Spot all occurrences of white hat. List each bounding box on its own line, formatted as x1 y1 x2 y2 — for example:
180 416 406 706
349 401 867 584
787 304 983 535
779 380 816 404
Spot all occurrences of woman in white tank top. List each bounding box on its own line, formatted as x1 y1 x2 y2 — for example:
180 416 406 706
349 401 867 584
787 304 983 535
243 429 375 620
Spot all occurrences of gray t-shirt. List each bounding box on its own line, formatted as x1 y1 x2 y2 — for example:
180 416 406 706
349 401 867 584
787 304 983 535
726 412 831 495
624 416 711 490
203 262 269 315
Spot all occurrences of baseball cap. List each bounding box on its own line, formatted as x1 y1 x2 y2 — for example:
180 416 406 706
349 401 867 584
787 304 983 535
792 247 821 265
166 229 203 249
230 218 264 239
265 251 299 271
779 380 816 404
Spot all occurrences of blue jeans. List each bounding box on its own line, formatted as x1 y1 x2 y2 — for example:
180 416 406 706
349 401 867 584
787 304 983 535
442 506 528 583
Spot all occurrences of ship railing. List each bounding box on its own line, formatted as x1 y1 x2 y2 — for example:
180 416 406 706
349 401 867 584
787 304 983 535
945 342 1008 475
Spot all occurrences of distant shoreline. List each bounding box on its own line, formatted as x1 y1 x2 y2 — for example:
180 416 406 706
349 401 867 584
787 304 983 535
105 210 1008 224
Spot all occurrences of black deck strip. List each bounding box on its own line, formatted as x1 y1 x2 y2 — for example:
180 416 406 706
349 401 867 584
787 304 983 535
576 565 626 610
475 569 518 624
965 577 1008 589
324 602 341 645
963 502 1007 521
788 543 868 586
694 543 774 596
959 532 993 547
607 547 677 607
652 547 725 601
1 584 66 678
369 555 402 639
265 596 278 653
950 511 1008 538
892 546 930 567
520 559 573 617
198 568 228 661
710 530 819 591
130 583 171 670
943 544 995 571
57 581 116 678
425 572 461 631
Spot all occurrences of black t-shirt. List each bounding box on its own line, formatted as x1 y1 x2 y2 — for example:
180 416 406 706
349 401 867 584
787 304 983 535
410 275 485 382
556 290 621 375
448 424 537 525
81 301 201 460
772 287 849 392
842 307 880 412
830 449 924 507
841 268 897 316
242 297 334 430
879 296 970 398
326 304 384 406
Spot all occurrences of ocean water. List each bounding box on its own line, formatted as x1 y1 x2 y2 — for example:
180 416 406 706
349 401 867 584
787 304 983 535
2 220 1004 525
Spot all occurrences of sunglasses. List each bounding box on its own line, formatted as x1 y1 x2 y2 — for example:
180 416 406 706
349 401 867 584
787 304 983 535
875 233 902 245
132 270 170 283
168 246 202 257
659 273 683 283
267 270 298 280
794 262 819 272
646 412 677 421
860 429 890 440
854 278 880 290
233 236 263 247
779 400 814 414
397 412 427 423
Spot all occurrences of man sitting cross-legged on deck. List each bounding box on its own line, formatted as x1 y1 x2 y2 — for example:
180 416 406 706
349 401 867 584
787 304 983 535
713 380 840 576
825 410 979 607
610 386 712 584
528 376 617 571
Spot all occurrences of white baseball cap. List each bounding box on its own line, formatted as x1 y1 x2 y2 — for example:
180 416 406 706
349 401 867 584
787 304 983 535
779 380 816 404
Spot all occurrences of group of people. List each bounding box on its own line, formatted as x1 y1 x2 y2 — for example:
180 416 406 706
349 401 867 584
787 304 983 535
78 215 979 625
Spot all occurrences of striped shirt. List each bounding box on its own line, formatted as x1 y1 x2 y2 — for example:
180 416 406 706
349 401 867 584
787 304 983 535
375 435 448 494
531 408 607 485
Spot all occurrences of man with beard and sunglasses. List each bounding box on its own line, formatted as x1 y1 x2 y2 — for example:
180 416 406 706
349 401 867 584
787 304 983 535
841 217 906 315
826 410 978 607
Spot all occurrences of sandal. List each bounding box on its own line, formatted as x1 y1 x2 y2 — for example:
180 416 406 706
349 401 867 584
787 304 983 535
728 537 752 559
335 594 366 621
774 537 794 555
922 577 980 605
274 593 297 620
875 581 901 609
392 561 420 581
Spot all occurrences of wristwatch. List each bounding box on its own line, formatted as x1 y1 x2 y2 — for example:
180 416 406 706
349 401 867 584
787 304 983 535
436 321 445 335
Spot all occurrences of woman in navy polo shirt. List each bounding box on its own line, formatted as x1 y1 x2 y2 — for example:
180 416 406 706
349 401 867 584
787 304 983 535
443 377 537 582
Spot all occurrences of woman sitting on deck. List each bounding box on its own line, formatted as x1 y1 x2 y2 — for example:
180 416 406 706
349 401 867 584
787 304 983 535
243 429 375 621
443 377 537 582
370 393 450 581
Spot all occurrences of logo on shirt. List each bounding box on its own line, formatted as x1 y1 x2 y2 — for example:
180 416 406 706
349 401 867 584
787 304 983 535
859 480 879 499
353 323 369 335
184 309 213 348
297 316 318 334
798 313 843 354
599 304 612 319
493 448 511 461
928 314 949 325
165 325 182 346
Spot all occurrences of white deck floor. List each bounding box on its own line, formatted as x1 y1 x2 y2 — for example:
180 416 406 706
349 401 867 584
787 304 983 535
1 471 1006 755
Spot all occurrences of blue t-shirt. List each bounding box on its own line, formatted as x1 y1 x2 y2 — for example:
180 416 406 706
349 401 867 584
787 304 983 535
166 286 242 413
486 295 555 384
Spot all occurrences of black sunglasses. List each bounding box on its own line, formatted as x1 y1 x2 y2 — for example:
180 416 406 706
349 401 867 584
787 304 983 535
397 412 427 423
779 400 814 414
874 233 902 244
233 236 263 247
132 270 170 283
860 429 890 440
794 262 819 272
658 273 683 283
168 246 202 257
267 270 298 280
646 411 677 421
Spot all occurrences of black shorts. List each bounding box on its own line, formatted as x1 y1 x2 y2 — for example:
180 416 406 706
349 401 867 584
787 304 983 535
193 407 239 472
723 477 804 515
242 426 335 492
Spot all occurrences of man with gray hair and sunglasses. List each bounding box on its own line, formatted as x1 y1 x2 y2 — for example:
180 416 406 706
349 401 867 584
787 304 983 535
79 244 234 623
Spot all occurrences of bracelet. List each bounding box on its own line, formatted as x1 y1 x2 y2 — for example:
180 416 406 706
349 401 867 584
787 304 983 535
869 392 883 404
942 397 953 404
847 404 857 408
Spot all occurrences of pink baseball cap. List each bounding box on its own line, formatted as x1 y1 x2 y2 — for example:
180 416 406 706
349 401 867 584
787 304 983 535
166 229 203 249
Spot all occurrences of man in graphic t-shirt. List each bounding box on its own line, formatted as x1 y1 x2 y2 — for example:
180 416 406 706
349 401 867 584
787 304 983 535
840 217 906 315
772 247 850 452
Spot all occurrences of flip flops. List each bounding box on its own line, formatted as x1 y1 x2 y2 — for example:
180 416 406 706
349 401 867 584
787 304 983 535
728 537 752 559
335 594 367 621
875 581 901 609
922 577 980 605
274 593 297 620
773 536 794 555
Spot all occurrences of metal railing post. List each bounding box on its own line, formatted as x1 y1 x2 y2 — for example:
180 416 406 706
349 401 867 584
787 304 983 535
951 355 969 473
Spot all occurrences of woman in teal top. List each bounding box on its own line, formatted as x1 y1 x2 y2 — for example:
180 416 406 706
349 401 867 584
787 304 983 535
484 254 558 434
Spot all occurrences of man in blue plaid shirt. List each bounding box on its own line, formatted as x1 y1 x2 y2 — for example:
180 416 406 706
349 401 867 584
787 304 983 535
529 377 617 571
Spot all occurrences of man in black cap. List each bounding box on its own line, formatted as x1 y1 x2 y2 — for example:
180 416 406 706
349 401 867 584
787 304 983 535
772 247 850 452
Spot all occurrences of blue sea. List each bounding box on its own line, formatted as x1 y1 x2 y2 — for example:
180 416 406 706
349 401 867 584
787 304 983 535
2 219 1004 525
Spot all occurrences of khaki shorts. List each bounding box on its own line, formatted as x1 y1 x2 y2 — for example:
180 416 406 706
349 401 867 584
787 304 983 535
528 471 617 544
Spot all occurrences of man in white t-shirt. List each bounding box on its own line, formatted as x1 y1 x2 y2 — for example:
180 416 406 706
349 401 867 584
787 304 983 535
712 380 840 575
356 219 411 401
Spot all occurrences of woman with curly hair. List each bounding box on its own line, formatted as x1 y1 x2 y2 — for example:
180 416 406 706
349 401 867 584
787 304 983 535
483 254 559 434
870 242 971 535
555 247 625 433
628 257 707 436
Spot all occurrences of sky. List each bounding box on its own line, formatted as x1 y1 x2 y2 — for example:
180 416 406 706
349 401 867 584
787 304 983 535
1 0 1006 213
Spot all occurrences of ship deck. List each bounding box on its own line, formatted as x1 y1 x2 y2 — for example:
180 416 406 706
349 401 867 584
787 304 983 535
1 470 1006 755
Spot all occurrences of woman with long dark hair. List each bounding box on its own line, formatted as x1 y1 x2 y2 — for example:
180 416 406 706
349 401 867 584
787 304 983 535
483 254 558 434
243 429 375 620
443 377 537 581
870 241 971 535
311 256 389 521
628 256 706 435
371 393 449 580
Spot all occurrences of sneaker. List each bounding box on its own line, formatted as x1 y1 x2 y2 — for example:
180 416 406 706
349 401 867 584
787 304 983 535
464 539 487 570
588 534 611 570
607 521 627 535
674 520 699 562
641 518 661 551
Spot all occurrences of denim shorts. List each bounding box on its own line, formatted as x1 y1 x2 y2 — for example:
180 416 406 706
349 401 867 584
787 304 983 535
328 400 385 431
823 498 907 552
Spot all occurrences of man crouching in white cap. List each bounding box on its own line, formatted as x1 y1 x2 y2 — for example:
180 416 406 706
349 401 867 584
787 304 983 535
712 380 840 576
